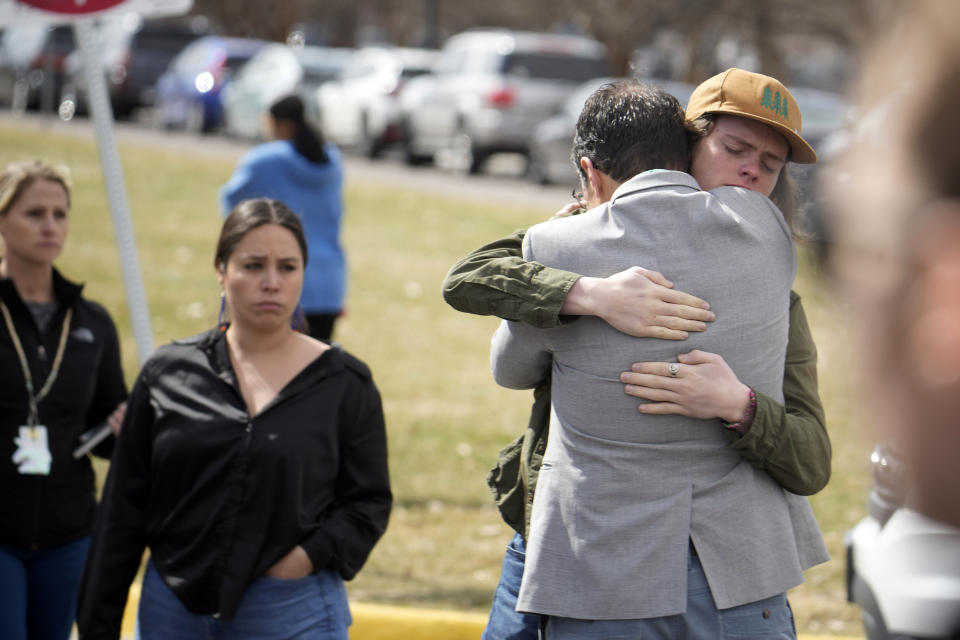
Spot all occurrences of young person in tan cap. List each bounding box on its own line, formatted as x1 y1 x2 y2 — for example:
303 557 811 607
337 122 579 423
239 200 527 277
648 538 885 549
443 69 829 639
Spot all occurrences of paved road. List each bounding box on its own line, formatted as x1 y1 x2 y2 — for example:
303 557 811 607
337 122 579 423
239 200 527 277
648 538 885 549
1 110 571 212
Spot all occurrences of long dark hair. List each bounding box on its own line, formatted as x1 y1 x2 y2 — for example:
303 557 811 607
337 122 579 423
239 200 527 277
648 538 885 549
215 198 308 269
269 94 328 165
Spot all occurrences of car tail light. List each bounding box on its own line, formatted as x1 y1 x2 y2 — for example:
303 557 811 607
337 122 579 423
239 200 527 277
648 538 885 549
486 87 515 108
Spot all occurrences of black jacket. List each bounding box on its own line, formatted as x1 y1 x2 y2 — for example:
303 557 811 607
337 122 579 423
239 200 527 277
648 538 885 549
0 268 127 549
77 329 391 639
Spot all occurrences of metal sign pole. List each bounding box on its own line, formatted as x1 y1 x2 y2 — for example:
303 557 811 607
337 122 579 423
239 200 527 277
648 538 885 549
74 17 154 363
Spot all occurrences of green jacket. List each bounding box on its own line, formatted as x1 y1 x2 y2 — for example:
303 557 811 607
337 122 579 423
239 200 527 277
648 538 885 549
444 228 831 537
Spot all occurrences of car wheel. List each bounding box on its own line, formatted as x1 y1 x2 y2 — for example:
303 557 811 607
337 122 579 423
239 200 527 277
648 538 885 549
526 149 552 185
401 137 431 166
185 101 207 134
450 131 486 175
359 114 383 158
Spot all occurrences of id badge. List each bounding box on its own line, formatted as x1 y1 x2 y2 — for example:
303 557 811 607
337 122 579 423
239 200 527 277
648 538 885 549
12 425 52 475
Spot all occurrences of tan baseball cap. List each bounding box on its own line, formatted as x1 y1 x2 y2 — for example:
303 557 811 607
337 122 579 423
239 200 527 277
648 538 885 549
686 68 817 164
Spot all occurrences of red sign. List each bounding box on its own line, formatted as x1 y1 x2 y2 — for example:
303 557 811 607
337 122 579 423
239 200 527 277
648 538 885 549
16 0 128 14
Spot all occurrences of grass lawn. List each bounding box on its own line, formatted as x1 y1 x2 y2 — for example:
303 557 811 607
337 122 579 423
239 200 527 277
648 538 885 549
1 118 872 636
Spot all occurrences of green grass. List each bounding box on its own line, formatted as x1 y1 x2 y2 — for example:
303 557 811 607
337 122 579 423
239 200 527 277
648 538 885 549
1 121 871 636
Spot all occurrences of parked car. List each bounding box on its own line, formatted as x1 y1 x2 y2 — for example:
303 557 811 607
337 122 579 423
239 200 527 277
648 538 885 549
846 444 960 638
154 35 266 133
0 24 74 113
60 14 209 119
221 43 353 140
315 45 438 157
402 29 610 174
526 77 695 185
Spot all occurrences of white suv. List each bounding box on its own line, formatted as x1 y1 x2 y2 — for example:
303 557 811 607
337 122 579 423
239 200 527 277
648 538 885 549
402 29 608 173
315 46 437 158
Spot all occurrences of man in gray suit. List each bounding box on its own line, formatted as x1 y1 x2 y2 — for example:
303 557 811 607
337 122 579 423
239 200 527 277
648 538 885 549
490 80 828 638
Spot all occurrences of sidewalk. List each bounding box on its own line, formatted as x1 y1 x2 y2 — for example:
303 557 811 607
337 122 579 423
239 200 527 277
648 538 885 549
102 583 861 639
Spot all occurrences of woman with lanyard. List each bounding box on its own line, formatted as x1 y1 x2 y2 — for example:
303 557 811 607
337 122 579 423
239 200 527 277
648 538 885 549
0 161 127 640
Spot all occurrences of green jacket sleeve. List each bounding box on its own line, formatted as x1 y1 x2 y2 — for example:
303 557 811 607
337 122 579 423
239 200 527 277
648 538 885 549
486 376 551 538
725 291 832 495
441 228 581 328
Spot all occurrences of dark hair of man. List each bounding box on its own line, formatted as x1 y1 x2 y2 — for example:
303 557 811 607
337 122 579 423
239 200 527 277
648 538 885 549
215 198 308 269
269 94 328 165
570 80 690 184
688 114 798 233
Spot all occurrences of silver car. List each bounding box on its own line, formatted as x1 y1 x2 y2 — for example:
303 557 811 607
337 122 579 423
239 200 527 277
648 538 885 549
402 29 609 174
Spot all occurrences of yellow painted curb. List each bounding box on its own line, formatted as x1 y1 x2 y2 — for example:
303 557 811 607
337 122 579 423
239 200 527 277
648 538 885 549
121 582 139 637
118 584 862 639
350 603 487 639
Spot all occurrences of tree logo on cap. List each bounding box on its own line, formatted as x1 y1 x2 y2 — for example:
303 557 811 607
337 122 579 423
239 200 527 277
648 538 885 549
760 87 788 120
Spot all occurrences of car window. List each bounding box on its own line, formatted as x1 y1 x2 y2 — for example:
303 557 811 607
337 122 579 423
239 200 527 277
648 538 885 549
500 52 608 83
224 54 252 74
175 41 208 72
434 49 467 74
46 26 75 54
400 67 431 79
244 48 282 79
134 30 199 54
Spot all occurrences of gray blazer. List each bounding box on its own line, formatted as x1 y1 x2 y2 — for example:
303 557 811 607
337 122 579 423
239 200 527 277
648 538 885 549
490 171 828 620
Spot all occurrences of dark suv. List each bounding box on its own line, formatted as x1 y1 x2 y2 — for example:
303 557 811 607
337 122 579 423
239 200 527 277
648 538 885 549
60 15 208 119
0 24 74 113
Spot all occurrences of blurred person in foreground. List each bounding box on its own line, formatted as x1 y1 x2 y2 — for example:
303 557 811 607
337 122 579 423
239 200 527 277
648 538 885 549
220 94 346 341
0 161 127 640
487 79 826 638
826 1 960 636
76 199 391 640
827 0 960 534
824 0 960 640
444 70 830 639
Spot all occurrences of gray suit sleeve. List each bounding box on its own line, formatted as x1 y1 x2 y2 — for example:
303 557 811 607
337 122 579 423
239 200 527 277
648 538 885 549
490 319 552 390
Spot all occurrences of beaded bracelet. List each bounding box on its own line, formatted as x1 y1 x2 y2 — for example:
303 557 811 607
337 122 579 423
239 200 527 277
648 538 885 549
723 387 757 433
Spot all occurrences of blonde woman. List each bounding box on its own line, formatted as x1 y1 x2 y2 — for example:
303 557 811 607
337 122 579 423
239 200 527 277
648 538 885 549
0 161 127 640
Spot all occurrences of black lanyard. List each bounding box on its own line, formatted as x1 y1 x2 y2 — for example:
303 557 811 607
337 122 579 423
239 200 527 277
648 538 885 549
0 300 72 427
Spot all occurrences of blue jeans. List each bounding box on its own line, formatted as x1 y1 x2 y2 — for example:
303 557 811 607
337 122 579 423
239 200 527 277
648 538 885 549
486 535 796 640
546 546 796 639
0 536 91 640
137 560 352 639
482 533 541 640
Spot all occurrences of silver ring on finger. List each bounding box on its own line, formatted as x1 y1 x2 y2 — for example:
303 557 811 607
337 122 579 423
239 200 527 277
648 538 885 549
668 362 680 377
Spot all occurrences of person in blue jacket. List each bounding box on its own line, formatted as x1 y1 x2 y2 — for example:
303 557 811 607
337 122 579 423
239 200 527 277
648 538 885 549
220 94 345 341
